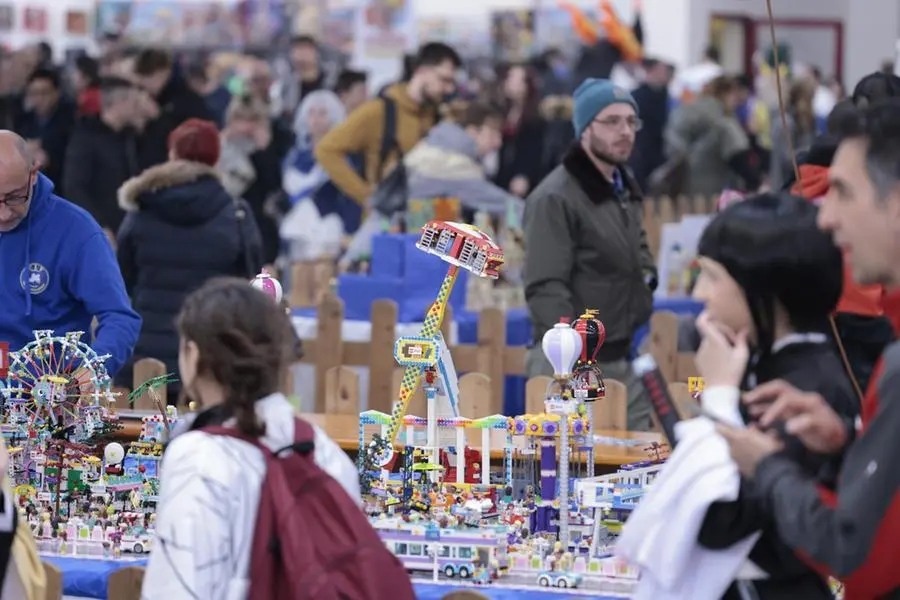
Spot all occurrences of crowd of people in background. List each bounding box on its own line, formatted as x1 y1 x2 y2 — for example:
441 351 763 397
0 28 874 400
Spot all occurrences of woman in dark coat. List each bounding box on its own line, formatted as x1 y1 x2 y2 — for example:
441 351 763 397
493 64 547 198
115 118 263 398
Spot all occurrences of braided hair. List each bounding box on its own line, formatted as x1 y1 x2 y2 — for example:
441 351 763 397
176 277 293 437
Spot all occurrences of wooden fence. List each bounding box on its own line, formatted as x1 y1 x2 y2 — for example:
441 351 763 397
119 307 698 428
118 195 715 419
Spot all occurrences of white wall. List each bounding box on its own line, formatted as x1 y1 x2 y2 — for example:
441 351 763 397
682 0 898 87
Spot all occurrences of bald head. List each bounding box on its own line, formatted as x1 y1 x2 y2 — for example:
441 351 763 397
0 131 31 171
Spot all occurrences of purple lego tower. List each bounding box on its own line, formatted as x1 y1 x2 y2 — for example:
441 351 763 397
531 437 559 534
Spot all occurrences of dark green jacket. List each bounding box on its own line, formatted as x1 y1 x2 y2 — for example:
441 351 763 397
523 144 657 360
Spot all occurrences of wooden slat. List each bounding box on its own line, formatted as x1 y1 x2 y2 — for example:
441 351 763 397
524 376 551 415
107 566 145 600
368 300 398 413
596 378 627 431
477 308 506 414
43 561 61 600
649 311 679 383
132 358 166 410
458 372 491 418
314 293 343 412
324 366 360 415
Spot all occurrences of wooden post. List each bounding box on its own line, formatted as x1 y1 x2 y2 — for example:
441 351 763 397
649 311 679 383
367 300 398 414
477 308 506 415
324 366 360 415
458 373 491 418
315 293 344 412
132 358 166 409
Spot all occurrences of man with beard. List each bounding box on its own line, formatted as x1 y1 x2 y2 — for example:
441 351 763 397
315 42 462 206
523 79 657 430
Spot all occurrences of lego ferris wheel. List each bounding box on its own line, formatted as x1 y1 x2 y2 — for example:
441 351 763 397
1 330 113 434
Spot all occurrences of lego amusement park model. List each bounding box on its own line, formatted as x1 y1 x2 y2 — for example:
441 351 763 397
356 220 669 594
0 224 678 596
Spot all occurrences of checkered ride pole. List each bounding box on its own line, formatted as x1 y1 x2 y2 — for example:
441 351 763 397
378 265 459 465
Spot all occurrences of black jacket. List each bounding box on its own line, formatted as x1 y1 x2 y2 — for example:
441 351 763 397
629 83 669 190
523 144 657 358
62 116 140 231
698 339 859 600
494 116 548 194
114 160 263 392
137 73 213 170
15 99 77 193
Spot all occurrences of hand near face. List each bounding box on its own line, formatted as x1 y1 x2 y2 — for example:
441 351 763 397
695 310 749 388
510 175 530 198
743 379 848 454
716 424 783 477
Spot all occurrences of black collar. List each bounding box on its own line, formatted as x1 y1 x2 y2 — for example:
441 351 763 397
562 143 643 204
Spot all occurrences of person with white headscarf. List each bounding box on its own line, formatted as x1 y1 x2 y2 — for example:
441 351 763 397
279 90 358 261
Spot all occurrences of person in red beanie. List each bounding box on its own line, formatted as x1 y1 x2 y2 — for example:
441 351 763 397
114 117 263 399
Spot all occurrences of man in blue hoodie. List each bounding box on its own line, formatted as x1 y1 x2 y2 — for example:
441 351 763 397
0 130 140 376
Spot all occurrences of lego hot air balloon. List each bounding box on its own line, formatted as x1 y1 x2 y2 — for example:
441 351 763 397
572 310 606 401
542 318 583 379
250 269 283 304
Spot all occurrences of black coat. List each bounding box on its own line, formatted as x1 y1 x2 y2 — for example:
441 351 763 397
63 116 140 232
494 116 547 194
698 340 859 600
114 160 263 392
14 99 77 194
629 83 670 190
137 73 213 170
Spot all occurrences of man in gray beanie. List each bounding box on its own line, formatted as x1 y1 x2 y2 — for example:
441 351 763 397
523 78 657 431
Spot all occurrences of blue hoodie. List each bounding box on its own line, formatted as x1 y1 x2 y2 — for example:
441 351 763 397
0 173 140 375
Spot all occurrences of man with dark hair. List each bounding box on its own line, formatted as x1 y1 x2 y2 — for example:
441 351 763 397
131 48 212 169
333 69 368 114
14 67 75 193
851 71 900 107
786 90 896 396
315 41 462 205
721 98 900 600
278 35 336 119
63 77 141 233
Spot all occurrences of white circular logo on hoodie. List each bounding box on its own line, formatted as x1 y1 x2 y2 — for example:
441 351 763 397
19 263 49 295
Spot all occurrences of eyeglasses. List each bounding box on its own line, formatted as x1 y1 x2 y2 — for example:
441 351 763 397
0 175 34 208
595 116 643 132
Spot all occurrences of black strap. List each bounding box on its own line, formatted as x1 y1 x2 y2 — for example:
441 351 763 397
378 96 400 180
234 199 257 279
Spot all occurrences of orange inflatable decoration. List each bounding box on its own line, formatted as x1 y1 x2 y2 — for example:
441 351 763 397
559 0 643 63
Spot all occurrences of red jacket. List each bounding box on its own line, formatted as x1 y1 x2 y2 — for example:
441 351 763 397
793 164 885 317
753 288 900 599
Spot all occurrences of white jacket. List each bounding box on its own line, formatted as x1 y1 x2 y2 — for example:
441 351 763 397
141 393 360 600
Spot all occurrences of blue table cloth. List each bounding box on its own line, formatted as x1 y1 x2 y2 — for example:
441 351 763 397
294 297 703 416
47 555 619 599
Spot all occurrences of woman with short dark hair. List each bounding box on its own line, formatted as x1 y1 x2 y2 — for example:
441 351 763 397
691 192 859 599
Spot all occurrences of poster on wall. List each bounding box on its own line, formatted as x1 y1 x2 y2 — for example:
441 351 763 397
358 0 414 59
66 10 89 35
416 16 491 59
23 7 48 33
322 6 355 55
491 10 535 63
535 7 597 59
95 1 289 49
0 5 13 32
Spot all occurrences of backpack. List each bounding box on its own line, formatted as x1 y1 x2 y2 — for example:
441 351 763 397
369 95 409 219
202 417 415 600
